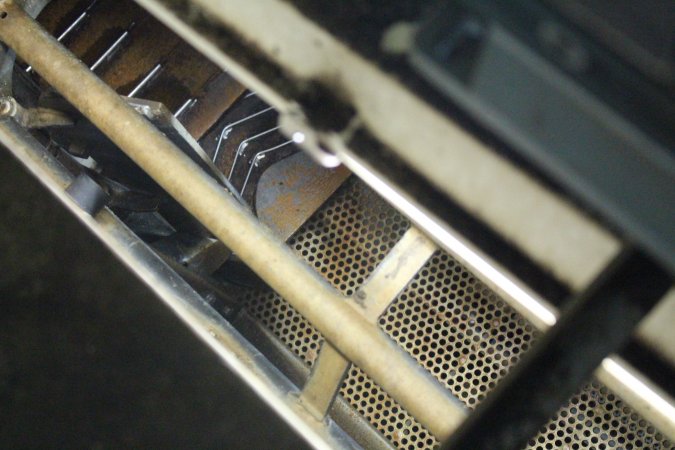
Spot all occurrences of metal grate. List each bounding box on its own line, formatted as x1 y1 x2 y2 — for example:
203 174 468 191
245 289 324 366
243 178 673 450
341 366 438 449
334 251 538 448
288 176 409 296
379 251 537 408
23 2 673 448
245 177 409 366
529 383 674 450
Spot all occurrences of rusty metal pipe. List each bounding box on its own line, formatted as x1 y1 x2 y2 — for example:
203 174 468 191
0 0 466 439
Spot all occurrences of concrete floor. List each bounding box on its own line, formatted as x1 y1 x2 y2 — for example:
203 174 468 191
0 149 309 449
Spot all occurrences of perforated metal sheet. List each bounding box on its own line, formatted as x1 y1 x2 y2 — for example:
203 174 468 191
334 251 538 448
245 289 324 365
379 251 537 408
529 382 673 450
340 365 438 449
288 176 409 297
243 178 673 450
245 177 409 366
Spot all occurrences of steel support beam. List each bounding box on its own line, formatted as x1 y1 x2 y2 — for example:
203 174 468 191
353 228 437 323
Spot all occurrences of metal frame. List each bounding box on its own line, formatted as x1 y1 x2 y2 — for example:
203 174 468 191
1 0 673 446
136 0 621 293
0 1 466 441
442 250 671 450
335 142 675 441
300 228 437 420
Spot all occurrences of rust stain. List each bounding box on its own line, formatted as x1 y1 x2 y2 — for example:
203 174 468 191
257 155 350 240
181 73 245 139
36 0 239 139
391 430 401 445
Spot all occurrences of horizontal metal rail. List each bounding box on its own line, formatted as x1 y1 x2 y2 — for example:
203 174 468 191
0 0 466 440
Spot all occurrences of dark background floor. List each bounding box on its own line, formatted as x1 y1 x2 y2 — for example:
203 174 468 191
0 149 309 449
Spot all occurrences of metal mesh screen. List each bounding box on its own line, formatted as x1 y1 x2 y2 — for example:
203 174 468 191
243 178 673 450
335 251 539 448
378 251 537 408
22 2 673 449
245 289 323 365
244 177 409 366
340 365 438 449
529 383 673 450
287 176 409 297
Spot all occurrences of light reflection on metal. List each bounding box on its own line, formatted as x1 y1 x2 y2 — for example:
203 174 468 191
331 144 675 441
292 131 305 144
212 106 274 163
25 0 99 72
333 146 559 330
599 357 675 437
174 97 197 118
90 27 132 71
227 125 278 180
239 139 292 196
127 63 162 97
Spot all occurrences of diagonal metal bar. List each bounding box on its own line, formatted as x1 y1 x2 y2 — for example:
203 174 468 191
0 1 466 440
299 344 349 420
300 227 438 420
0 119 359 450
353 227 437 323
442 249 671 450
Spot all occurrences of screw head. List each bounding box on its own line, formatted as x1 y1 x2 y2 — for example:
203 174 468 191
0 98 12 116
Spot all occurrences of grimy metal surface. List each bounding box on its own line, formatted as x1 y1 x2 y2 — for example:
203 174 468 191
299 226 437 420
174 0 620 293
0 0 467 440
0 119 357 450
337 145 675 444
442 250 671 450
119 3 675 437
34 0 241 138
245 174 675 450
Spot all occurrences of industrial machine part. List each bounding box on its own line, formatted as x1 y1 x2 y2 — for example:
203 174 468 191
0 0 673 449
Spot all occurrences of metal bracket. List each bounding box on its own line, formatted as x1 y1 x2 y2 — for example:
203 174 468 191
0 96 72 128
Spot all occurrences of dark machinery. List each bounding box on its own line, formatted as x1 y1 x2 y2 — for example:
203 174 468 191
0 0 673 449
